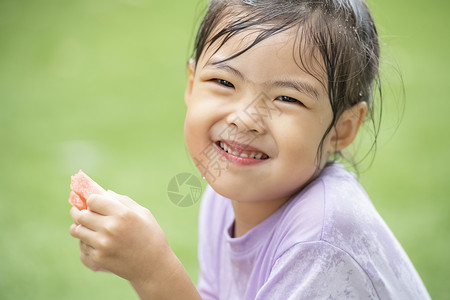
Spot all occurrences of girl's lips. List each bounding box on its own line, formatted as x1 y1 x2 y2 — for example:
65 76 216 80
214 140 269 165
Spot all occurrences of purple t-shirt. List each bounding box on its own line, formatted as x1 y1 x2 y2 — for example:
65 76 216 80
197 163 430 299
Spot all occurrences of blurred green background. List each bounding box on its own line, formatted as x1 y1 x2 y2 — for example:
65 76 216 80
0 0 448 299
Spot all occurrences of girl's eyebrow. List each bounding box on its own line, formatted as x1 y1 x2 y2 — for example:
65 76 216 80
205 60 245 80
205 60 320 101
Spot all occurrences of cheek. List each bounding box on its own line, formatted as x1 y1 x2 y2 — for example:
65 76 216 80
184 104 217 163
184 107 203 152
270 113 331 170
271 116 321 151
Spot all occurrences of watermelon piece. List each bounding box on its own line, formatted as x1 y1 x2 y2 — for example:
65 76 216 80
69 191 86 210
69 170 106 210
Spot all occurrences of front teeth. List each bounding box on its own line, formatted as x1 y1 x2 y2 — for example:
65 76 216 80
218 141 266 159
222 141 228 152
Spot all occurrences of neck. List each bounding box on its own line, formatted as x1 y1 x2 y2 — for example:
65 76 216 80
231 197 289 238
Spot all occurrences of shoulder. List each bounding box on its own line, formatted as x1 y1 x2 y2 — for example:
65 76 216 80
274 163 368 247
274 162 389 263
257 241 379 299
270 164 431 299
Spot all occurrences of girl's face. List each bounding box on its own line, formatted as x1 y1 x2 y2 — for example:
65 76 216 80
184 28 336 204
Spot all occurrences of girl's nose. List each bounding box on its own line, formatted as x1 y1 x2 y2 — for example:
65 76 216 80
225 93 272 136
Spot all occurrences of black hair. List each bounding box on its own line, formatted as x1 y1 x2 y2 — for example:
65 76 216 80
192 0 382 170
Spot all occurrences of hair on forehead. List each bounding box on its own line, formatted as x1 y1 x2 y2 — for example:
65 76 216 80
194 0 379 102
192 0 382 170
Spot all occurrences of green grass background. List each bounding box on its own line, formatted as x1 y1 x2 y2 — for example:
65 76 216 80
0 0 448 299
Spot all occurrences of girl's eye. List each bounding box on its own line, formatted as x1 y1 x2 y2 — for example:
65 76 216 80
276 95 303 106
213 78 234 88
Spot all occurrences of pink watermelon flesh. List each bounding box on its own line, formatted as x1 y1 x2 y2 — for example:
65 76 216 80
69 191 86 210
69 170 106 210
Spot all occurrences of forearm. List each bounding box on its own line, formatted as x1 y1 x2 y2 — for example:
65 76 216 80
130 250 201 300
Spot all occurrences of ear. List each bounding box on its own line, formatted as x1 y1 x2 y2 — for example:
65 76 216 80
184 58 196 106
329 101 368 152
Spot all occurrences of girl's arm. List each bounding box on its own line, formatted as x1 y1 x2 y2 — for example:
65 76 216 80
69 191 201 300
130 253 201 300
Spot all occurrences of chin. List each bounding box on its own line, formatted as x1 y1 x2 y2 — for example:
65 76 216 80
207 179 258 202
207 178 285 203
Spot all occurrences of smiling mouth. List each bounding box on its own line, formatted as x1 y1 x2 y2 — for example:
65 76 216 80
216 141 269 160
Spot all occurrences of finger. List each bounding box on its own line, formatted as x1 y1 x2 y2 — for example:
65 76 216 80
71 208 105 232
79 240 95 255
70 223 100 249
79 241 111 273
107 190 143 211
70 206 81 225
86 193 123 216
79 241 103 272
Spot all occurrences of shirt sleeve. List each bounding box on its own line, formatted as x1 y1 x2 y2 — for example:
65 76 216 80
255 241 380 300
197 253 218 300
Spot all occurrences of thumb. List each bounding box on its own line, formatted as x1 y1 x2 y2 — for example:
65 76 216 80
106 190 142 210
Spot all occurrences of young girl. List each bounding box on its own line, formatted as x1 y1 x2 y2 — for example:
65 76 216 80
70 0 430 299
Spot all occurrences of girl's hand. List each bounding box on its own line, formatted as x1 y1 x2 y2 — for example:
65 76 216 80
69 191 201 299
69 191 173 284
